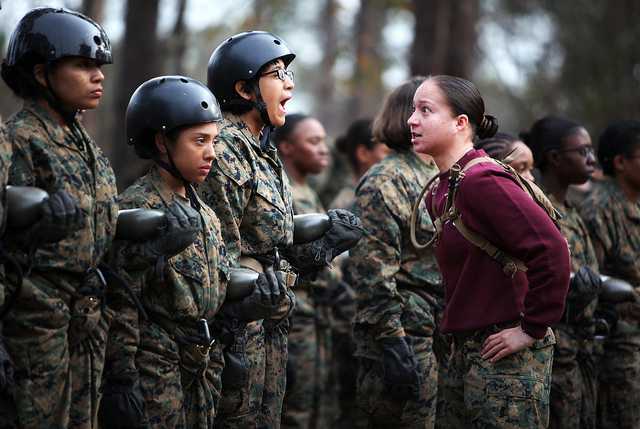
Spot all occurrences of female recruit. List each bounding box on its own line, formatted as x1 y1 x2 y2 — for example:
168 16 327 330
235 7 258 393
522 114 601 429
350 76 447 429
407 75 570 428
99 76 235 429
579 120 640 429
474 131 535 182
272 113 342 429
197 31 362 428
329 118 392 211
0 7 116 428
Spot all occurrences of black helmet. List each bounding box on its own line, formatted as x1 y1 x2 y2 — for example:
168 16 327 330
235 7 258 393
207 31 295 109
126 76 222 150
4 7 112 67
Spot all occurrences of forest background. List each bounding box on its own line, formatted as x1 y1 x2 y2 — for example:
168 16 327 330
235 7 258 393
0 0 639 199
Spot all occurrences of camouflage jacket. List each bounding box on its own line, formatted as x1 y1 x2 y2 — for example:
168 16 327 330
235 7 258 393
3 102 117 275
350 150 442 340
547 193 599 327
195 113 297 322
197 113 316 266
288 175 340 293
579 178 640 284
0 117 9 305
105 166 229 372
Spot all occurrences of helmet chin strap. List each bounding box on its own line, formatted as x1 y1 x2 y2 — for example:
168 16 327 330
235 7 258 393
136 136 202 212
249 79 275 153
229 79 274 153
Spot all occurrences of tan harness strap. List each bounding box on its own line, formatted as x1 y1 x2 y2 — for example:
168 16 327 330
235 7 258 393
410 174 440 249
453 156 528 277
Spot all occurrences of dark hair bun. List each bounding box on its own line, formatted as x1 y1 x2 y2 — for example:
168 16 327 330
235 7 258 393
477 114 499 140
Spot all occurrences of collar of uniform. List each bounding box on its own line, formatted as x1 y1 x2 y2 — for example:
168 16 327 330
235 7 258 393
147 165 192 207
24 101 83 151
603 178 640 221
223 112 261 150
405 149 439 185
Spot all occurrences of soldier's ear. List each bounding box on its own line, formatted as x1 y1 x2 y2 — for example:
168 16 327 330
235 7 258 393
33 63 47 88
235 81 252 100
278 140 294 157
155 133 168 155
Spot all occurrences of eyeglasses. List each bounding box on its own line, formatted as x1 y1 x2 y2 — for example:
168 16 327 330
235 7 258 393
258 68 294 82
554 146 594 158
621 153 640 159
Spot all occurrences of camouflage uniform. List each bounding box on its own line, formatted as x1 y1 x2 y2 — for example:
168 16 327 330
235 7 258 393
350 150 447 429
0 115 10 308
546 194 599 429
448 323 555 428
281 176 339 429
105 166 229 428
0 102 117 428
326 181 367 429
196 113 304 428
579 178 640 429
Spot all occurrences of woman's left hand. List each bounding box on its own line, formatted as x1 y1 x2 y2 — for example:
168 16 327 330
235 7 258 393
481 326 536 363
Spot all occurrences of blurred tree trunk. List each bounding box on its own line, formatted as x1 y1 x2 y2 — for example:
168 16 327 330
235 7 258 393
109 0 161 192
347 0 386 119
549 0 640 135
410 0 479 77
79 0 106 148
316 0 339 130
495 0 640 136
80 0 105 24
163 0 189 76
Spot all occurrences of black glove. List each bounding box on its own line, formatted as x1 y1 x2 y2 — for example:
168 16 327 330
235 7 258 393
593 304 619 334
218 269 287 322
144 201 201 264
14 190 82 252
0 321 14 396
377 336 422 401
98 371 148 428
310 209 363 266
563 266 603 322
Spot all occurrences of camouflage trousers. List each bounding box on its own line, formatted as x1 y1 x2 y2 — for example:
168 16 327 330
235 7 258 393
332 287 367 429
356 335 438 429
446 321 555 429
0 275 112 429
281 290 337 429
595 318 640 429
431 308 453 429
215 319 289 429
548 323 597 429
134 318 223 429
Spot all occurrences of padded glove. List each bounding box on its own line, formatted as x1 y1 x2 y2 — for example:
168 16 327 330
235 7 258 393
377 336 422 401
144 201 201 264
14 190 82 252
98 371 148 428
310 209 363 266
218 269 287 322
616 287 640 320
0 321 14 396
563 266 603 322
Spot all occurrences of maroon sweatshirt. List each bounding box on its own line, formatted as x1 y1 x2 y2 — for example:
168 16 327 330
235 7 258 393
426 149 570 339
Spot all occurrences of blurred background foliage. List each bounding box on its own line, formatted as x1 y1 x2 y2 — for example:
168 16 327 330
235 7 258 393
1 0 639 194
